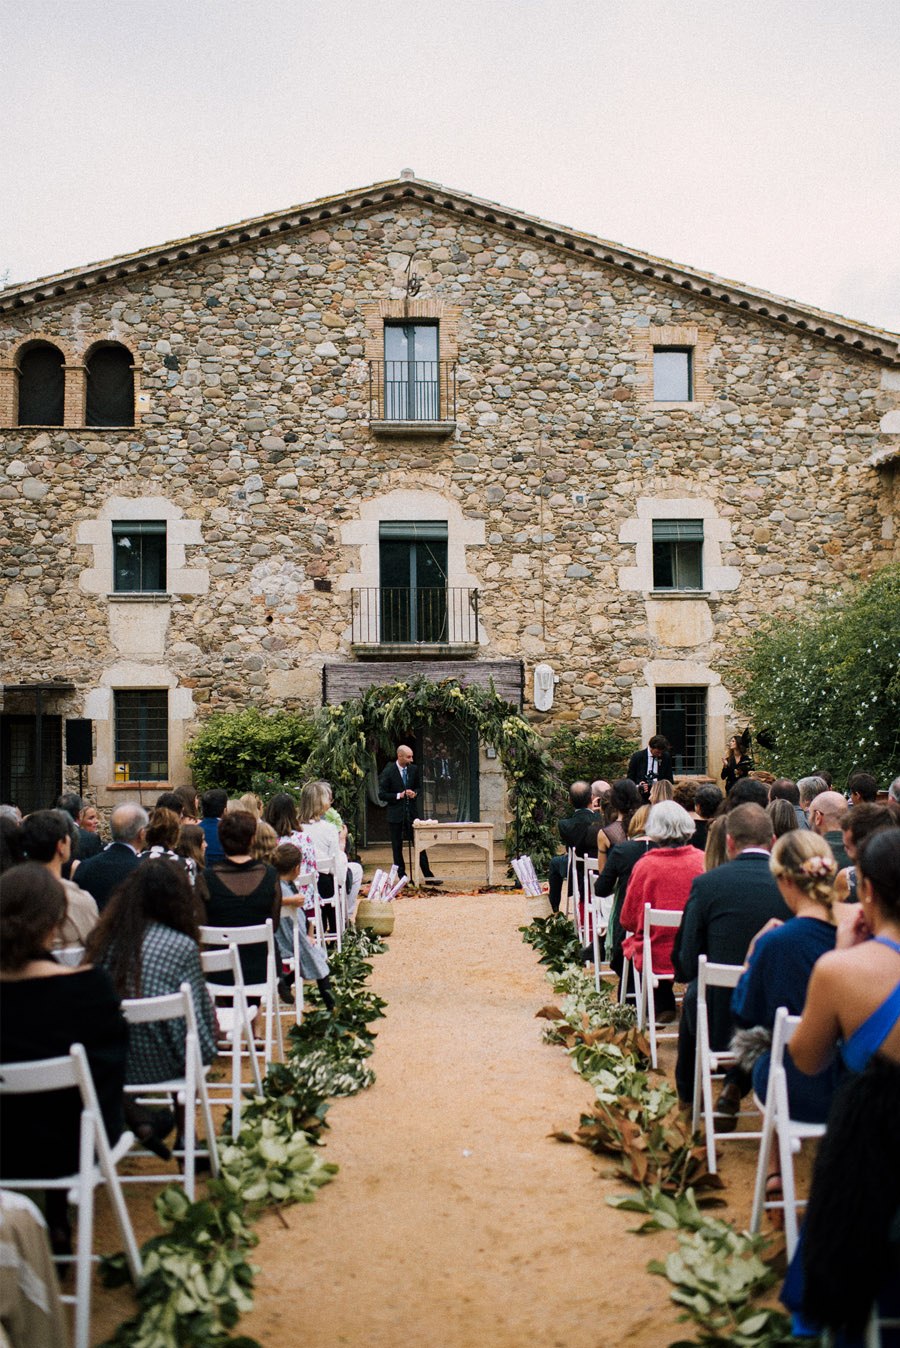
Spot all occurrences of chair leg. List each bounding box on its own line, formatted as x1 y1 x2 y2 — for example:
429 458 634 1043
183 1061 196 1202
73 1111 95 1348
750 1093 777 1233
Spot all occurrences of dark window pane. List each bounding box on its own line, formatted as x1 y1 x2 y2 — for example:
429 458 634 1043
674 541 703 589
383 323 439 419
17 344 65 426
653 348 692 401
656 688 707 774
653 541 675 589
378 528 448 643
86 345 134 426
652 521 703 589
114 690 168 781
0 714 62 815
112 522 166 593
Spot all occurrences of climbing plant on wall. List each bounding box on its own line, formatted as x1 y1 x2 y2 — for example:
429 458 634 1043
304 676 561 870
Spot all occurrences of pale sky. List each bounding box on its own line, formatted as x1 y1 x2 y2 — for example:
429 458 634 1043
2 0 899 332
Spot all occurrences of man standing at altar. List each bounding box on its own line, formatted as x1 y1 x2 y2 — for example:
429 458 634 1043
378 745 441 884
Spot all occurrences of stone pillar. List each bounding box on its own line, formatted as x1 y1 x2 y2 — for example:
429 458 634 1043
64 364 86 427
0 362 17 427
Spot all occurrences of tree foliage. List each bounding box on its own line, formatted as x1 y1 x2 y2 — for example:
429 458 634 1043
304 676 562 869
549 724 638 788
736 564 900 788
186 708 317 794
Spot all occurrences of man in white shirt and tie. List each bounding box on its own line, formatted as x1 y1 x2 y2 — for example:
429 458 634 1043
377 745 440 883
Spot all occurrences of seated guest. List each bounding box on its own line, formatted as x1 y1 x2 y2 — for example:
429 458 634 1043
703 815 729 870
80 804 102 839
238 793 264 819
271 843 334 1011
673 779 698 816
673 803 790 1109
262 793 318 920
649 779 675 804
55 792 103 864
140 807 197 884
832 803 895 902
769 777 809 830
85 860 217 1159
731 831 842 1134
68 804 148 911
173 786 200 824
797 775 828 823
781 828 900 1341
589 778 643 866
547 781 598 914
767 797 799 840
847 771 878 805
199 789 228 865
692 783 723 852
808 790 852 868
0 812 24 873
204 809 281 986
298 781 363 921
592 804 653 975
726 777 770 810
619 802 705 1020
0 864 128 1255
19 809 99 948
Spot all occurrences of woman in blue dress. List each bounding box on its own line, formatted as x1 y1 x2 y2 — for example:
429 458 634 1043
785 826 900 1344
731 830 841 1125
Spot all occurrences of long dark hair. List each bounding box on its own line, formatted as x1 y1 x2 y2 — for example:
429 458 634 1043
263 792 299 838
84 859 199 996
608 778 642 831
0 864 66 971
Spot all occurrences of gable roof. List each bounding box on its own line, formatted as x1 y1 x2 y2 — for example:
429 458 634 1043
2 175 898 365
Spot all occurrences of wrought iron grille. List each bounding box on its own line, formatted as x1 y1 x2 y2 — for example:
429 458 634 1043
368 360 457 421
655 687 708 774
114 690 169 781
351 587 478 646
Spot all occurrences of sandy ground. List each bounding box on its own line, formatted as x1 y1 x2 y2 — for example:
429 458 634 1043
92 890 769 1347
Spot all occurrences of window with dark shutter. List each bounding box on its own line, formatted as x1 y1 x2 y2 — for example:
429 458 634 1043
86 345 134 426
17 343 65 426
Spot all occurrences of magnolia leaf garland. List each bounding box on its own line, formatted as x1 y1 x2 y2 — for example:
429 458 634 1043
100 928 387 1348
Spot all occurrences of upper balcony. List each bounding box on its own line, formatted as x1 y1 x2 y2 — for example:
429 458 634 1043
367 360 457 438
350 586 479 658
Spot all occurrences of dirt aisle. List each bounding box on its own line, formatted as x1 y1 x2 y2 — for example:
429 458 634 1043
238 891 697 1348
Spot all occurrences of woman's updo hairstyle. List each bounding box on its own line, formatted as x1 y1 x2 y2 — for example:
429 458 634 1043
145 807 181 850
769 829 837 910
857 827 900 918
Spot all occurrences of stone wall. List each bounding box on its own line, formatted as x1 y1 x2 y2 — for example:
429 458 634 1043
1 198 898 813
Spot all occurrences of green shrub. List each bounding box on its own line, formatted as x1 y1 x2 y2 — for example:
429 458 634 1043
549 724 638 789
186 709 317 794
735 563 900 787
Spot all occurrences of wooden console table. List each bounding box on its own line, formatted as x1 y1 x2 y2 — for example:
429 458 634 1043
412 821 495 887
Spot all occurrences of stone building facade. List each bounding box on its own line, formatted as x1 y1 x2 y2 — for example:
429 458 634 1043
1 175 898 832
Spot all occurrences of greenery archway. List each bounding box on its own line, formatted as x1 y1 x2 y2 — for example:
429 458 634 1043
305 676 561 869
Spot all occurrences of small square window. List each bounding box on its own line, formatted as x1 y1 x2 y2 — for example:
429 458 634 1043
112 521 166 592
652 519 703 590
653 347 693 402
656 687 707 774
114 690 168 782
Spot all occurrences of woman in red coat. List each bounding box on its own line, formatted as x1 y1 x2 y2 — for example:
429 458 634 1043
620 801 704 1018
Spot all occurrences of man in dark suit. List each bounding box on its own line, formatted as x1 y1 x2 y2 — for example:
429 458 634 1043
626 735 674 802
672 803 791 1113
548 781 599 913
378 745 438 883
73 803 148 911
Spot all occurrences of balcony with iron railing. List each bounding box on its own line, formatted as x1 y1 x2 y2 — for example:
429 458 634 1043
351 586 479 657
368 360 457 437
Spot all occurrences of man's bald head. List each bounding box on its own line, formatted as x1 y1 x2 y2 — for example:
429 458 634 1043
809 791 847 834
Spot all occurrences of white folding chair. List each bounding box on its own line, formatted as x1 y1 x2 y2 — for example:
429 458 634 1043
200 920 284 1066
692 956 763 1173
564 848 588 944
619 938 642 1017
866 1310 900 1347
641 904 684 1068
200 945 263 1138
582 855 599 941
0 1044 142 1348
120 982 220 1201
750 1007 827 1259
310 860 344 953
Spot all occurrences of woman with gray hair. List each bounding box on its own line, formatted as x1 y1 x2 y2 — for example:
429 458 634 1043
619 802 704 1020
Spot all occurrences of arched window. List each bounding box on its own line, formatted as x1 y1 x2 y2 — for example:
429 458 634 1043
86 344 134 426
17 342 65 426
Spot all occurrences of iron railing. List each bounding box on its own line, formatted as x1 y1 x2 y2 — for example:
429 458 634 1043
368 360 457 421
351 587 478 646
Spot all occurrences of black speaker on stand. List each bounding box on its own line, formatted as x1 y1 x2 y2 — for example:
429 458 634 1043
65 719 93 798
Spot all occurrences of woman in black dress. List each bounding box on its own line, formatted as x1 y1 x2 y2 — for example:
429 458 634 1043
0 864 128 1253
203 809 280 986
721 730 754 794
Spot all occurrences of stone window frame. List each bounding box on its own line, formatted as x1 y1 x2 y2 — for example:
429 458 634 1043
77 496 209 601
112 687 170 784
633 325 713 409
0 334 142 429
631 659 733 779
338 486 485 646
82 664 197 798
618 496 740 598
361 297 461 424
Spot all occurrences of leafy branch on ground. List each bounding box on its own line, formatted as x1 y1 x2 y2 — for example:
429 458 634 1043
100 928 387 1346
